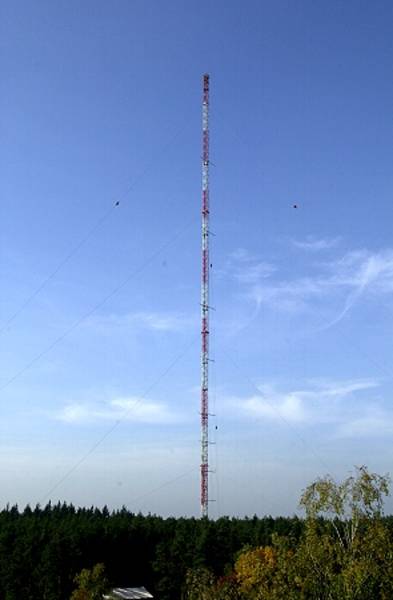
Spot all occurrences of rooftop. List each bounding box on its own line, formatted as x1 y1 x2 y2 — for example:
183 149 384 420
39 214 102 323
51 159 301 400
104 588 153 600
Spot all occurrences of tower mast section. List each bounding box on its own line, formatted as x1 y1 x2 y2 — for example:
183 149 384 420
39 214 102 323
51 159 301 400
200 74 210 518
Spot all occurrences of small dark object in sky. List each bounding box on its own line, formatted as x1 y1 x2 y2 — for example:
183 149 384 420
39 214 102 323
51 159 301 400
293 204 298 208
215 425 218 430
115 201 120 206
210 263 213 268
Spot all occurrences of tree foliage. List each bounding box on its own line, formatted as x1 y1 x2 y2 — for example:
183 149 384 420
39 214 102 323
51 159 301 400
184 466 393 600
70 563 108 600
0 502 301 600
299 465 390 551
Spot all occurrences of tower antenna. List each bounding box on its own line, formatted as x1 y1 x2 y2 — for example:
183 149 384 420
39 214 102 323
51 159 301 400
200 74 210 518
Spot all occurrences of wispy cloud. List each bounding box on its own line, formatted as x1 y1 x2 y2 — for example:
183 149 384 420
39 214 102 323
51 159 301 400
249 277 323 312
241 391 306 423
226 379 380 431
55 396 179 425
87 311 195 334
245 248 393 326
235 263 276 285
314 379 379 397
327 249 393 290
318 249 393 328
221 248 276 285
131 312 193 331
336 411 393 438
293 236 341 251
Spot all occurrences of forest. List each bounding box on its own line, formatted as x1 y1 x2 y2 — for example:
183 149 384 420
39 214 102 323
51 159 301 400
0 467 392 599
0 501 303 599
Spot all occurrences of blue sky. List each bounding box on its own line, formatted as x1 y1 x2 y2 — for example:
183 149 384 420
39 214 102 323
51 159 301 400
2 0 393 517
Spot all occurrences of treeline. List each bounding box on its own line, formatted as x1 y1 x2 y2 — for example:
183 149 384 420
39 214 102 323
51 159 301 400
0 503 303 600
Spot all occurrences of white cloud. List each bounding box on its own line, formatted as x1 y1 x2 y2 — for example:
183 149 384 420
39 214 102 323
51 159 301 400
88 311 195 334
318 249 393 328
56 396 178 425
293 236 341 251
132 312 193 331
249 277 323 312
312 379 379 397
336 412 393 438
242 392 305 423
322 249 393 292
221 248 276 285
245 248 393 326
226 379 380 430
234 262 276 285
230 248 254 262
59 404 90 423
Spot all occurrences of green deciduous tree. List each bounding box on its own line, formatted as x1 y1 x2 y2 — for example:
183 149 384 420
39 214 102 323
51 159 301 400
296 465 393 599
299 465 389 551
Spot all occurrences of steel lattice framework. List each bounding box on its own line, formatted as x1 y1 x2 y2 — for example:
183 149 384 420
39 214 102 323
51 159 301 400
200 74 210 518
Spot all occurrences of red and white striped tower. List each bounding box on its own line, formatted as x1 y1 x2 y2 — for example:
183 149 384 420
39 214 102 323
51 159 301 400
200 74 210 518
